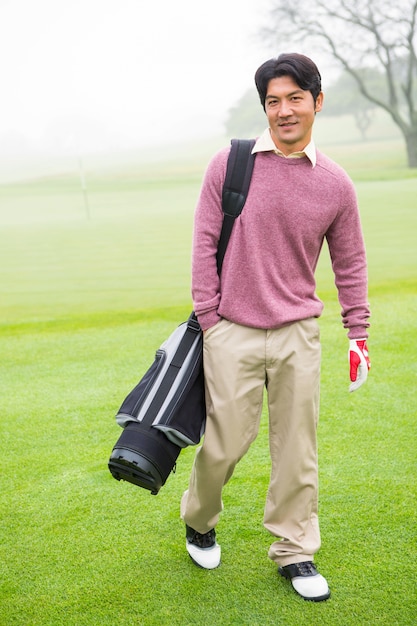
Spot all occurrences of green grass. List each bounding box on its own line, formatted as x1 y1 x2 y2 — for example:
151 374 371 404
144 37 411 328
1 133 417 625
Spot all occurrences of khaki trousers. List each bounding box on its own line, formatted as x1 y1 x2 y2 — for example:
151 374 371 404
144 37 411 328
181 318 322 567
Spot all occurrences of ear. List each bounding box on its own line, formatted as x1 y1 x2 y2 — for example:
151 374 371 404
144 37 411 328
315 91 324 113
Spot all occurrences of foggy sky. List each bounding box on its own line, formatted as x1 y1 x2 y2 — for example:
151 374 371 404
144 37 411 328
0 0 270 158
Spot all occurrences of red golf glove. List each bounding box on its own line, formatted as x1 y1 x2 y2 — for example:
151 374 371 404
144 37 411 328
349 339 370 392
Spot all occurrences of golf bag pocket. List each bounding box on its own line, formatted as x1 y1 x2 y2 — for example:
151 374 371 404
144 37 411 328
115 314 206 447
108 421 181 495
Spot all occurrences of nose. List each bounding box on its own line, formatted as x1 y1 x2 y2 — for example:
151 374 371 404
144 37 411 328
278 100 293 117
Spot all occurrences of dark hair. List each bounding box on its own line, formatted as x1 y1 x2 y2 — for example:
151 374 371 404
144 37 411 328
254 53 322 110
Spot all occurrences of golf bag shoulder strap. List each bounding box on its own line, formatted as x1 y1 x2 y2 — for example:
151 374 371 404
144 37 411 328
222 138 256 217
217 138 256 272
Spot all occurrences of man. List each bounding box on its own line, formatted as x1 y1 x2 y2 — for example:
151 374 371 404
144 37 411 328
180 53 370 602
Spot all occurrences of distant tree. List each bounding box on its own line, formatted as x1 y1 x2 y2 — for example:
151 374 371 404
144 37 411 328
262 0 417 167
225 90 265 138
323 70 381 140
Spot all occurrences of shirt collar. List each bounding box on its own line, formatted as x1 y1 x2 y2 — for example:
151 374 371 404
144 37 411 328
252 127 317 168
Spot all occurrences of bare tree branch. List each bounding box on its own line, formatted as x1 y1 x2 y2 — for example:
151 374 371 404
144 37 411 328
262 0 417 166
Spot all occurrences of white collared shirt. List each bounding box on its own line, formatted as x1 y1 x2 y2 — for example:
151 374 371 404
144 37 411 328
252 128 317 168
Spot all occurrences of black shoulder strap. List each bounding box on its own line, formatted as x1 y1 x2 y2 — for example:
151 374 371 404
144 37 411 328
216 138 256 272
222 139 256 217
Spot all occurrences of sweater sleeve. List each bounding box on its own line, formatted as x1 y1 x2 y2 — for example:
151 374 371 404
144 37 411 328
326 176 370 339
191 148 229 330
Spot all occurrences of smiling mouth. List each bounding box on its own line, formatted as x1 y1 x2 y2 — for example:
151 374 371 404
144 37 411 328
279 121 297 127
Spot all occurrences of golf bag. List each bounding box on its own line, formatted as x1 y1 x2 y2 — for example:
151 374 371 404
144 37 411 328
108 313 204 494
108 138 256 494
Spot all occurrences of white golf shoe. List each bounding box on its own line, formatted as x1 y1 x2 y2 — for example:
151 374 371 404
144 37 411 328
279 561 330 601
185 525 221 569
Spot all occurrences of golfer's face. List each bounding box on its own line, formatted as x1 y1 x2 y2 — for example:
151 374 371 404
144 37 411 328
265 75 323 155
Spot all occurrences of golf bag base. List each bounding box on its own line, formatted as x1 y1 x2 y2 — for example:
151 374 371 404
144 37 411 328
108 421 181 495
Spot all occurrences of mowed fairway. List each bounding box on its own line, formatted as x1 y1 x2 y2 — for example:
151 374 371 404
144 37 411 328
1 136 416 626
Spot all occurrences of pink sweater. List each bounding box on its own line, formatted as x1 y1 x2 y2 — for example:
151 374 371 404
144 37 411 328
192 147 370 339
